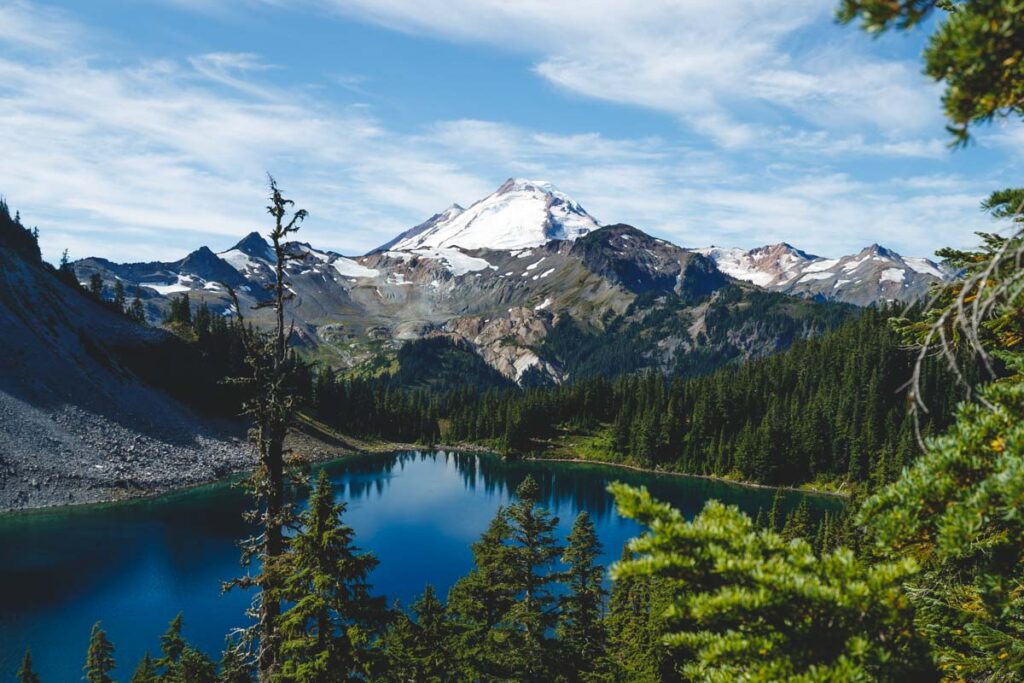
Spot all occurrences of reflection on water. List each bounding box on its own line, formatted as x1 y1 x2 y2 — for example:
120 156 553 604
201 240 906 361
0 450 840 680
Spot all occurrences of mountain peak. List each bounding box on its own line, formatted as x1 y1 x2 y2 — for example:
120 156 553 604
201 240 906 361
228 232 274 260
387 178 600 252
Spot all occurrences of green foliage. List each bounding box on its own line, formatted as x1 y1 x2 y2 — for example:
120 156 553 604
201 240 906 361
599 545 674 682
447 476 564 681
378 585 452 682
0 197 41 264
839 0 1024 144
609 484 936 681
558 511 608 681
860 366 1024 680
17 649 40 683
130 652 157 683
274 469 385 681
84 622 116 683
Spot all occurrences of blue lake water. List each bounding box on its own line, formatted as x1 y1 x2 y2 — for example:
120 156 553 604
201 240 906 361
0 450 841 680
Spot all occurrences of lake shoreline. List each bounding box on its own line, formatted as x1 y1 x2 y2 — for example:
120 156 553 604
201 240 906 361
2 433 848 518
0 424 494 516
523 456 851 499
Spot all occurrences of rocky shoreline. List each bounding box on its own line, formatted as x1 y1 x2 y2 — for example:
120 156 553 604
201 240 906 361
0 412 494 514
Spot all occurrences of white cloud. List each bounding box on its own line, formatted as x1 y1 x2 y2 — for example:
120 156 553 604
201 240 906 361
0 0 995 266
299 0 942 146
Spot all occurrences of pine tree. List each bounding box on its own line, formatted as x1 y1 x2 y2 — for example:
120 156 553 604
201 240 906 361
17 649 40 683
379 586 451 683
495 475 563 680
128 286 146 324
84 622 116 683
558 511 607 681
113 279 126 314
130 652 157 683
275 468 383 681
155 613 186 674
88 272 103 299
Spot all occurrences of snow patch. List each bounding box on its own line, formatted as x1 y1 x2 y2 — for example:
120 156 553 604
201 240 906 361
332 258 379 279
879 267 906 284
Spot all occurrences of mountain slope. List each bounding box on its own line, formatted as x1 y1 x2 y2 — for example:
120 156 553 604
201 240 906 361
73 179 943 385
697 243 950 306
0 236 250 511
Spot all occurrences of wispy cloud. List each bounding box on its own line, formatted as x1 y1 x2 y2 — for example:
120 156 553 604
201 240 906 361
0 0 996 265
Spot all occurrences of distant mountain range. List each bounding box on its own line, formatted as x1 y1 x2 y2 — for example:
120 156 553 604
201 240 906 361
73 178 950 382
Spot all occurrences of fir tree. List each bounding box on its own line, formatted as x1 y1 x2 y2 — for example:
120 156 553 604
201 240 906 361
113 279 126 313
558 511 607 681
88 272 103 299
84 622 116 683
17 649 40 683
495 476 563 680
155 613 186 674
379 585 451 683
218 640 254 683
610 484 935 680
130 652 158 683
447 507 517 679
599 546 665 683
275 469 384 681
128 286 146 324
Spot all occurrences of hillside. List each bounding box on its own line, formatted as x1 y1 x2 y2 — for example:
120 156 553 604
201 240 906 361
0 223 252 511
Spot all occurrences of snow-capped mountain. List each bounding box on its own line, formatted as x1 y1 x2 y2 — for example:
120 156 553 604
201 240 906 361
72 178 955 384
385 178 600 252
696 243 951 306
697 243 817 288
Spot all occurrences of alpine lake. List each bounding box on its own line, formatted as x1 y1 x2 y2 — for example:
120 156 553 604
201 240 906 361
0 450 843 680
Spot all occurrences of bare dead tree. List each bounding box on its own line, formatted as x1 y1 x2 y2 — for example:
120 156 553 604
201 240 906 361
224 174 307 682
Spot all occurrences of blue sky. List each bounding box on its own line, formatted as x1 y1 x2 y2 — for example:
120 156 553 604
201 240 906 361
1 0 1020 263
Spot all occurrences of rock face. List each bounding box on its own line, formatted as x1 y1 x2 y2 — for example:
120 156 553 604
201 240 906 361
0 243 252 511
696 243 951 306
73 179 945 383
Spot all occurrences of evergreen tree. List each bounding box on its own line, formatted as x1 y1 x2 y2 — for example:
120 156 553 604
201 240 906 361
599 546 666 683
17 649 40 683
609 485 935 681
447 506 517 679
275 469 384 681
155 613 186 674
225 176 307 681
113 279 126 313
495 475 563 680
88 272 103 299
128 286 146 324
558 511 607 681
781 498 813 542
218 640 254 683
379 585 451 683
84 622 116 683
130 652 157 683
